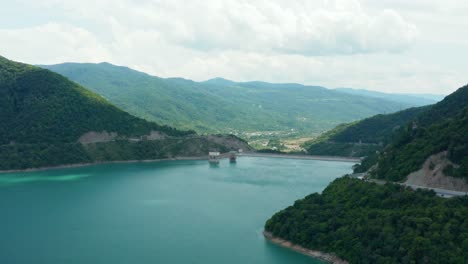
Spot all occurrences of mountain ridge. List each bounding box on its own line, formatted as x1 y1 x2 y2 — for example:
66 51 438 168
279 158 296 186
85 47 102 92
303 106 429 157
371 85 467 178
335 87 444 106
40 62 435 138
0 56 250 170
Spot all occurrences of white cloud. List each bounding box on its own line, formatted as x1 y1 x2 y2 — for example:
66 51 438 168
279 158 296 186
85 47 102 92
0 0 467 94
0 23 111 64
22 0 417 56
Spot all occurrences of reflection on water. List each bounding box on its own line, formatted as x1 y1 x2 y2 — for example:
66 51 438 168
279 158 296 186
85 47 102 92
209 162 220 168
0 173 90 185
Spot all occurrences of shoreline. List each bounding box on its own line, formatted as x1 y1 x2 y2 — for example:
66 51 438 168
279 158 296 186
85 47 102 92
243 152 362 162
0 152 360 174
0 156 207 174
263 231 348 264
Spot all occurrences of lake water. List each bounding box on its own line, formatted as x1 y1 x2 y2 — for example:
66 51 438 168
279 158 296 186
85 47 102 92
0 157 354 264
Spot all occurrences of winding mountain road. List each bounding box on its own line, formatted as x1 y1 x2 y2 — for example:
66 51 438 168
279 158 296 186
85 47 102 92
350 173 467 198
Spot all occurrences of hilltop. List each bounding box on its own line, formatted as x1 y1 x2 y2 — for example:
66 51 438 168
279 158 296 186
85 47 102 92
363 85 468 188
0 56 250 170
307 84 467 190
40 62 434 139
335 87 443 106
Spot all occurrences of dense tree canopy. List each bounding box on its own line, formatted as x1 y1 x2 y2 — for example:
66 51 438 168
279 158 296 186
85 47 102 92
354 85 468 181
41 62 423 136
266 84 467 264
303 107 426 157
0 56 193 146
265 177 468 264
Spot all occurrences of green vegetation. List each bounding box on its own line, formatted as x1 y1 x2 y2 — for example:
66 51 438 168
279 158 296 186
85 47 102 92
329 107 428 144
265 177 468 263
306 142 381 157
0 56 246 170
266 86 467 264
352 152 379 173
266 138 286 151
417 85 468 127
370 107 468 181
0 137 235 170
41 62 428 138
305 85 467 182
0 143 91 170
0 56 193 146
303 107 426 157
335 88 443 107
353 85 468 181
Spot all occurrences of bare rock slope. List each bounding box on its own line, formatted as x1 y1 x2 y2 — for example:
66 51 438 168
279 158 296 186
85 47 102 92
404 151 468 192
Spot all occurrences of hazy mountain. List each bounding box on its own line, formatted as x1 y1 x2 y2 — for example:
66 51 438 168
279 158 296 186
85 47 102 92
335 87 444 107
41 62 425 137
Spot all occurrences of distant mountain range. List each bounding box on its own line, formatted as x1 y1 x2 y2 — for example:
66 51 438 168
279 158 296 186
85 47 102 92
335 87 444 106
0 56 249 170
40 62 439 137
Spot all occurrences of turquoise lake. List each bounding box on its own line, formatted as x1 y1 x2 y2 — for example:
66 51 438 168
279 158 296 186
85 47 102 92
0 157 354 264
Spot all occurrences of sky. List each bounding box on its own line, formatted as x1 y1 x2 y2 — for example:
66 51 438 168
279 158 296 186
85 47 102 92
1 0 467 94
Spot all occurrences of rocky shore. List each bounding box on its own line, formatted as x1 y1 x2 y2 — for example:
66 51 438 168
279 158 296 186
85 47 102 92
263 231 348 264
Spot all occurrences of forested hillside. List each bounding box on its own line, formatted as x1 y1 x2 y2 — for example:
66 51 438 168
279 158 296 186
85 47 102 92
265 177 468 263
41 62 426 137
0 56 248 170
364 85 468 181
265 86 467 264
0 57 192 145
303 106 427 157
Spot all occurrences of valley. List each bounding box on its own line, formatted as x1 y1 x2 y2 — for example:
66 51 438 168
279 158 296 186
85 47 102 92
0 57 466 264
2 2 467 264
41 62 438 141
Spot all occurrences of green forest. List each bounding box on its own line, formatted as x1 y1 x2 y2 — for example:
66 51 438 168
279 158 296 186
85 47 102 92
0 57 193 145
303 106 426 157
0 137 233 170
0 56 193 146
265 177 468 263
304 84 467 183
41 62 429 137
370 107 468 181
0 56 248 170
357 85 468 181
266 85 467 264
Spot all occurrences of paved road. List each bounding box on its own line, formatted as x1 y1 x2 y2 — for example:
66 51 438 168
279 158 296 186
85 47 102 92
365 178 468 198
403 183 468 198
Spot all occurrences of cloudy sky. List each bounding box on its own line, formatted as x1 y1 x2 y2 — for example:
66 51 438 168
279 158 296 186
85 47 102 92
1 0 467 94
